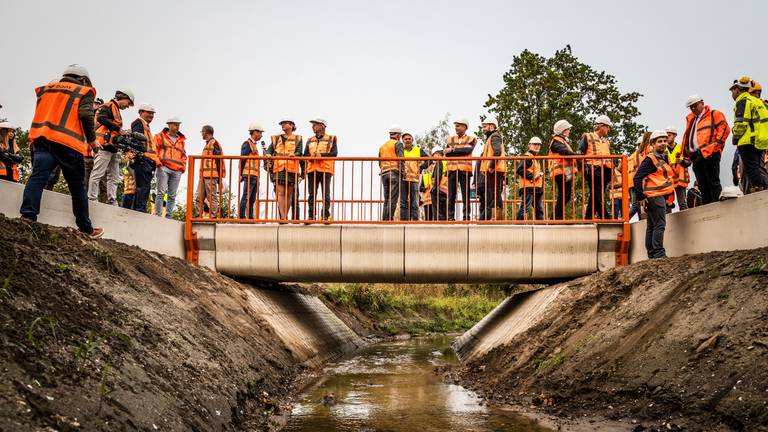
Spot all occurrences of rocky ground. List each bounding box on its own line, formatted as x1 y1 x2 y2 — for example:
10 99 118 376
448 247 768 432
0 215 308 431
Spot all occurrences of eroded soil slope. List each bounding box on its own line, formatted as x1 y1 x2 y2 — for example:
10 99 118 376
455 247 768 431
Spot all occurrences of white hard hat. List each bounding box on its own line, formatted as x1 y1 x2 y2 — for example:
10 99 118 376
62 64 90 79
664 126 678 135
389 124 403 134
248 122 264 132
481 116 498 128
166 116 182 124
432 146 444 154
529 136 542 145
279 116 295 125
595 115 613 127
116 88 135 104
636 135 645 144
685 94 703 108
650 130 667 141
553 119 572 134
453 117 469 127
137 103 155 113
309 117 327 127
402 131 414 137
0 121 14 130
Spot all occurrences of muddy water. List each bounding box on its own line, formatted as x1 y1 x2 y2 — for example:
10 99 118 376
284 335 549 432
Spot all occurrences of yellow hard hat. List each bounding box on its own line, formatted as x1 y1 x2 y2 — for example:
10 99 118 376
731 76 753 90
751 81 762 93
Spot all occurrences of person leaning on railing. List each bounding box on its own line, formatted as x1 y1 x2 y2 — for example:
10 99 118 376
548 119 580 220
400 132 429 221
197 125 225 218
267 117 304 221
378 125 404 221
479 116 506 221
304 117 337 222
579 115 613 220
634 130 677 259
515 137 544 221
239 122 264 219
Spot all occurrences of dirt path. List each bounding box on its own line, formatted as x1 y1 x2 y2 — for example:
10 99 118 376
0 216 317 431
451 247 768 431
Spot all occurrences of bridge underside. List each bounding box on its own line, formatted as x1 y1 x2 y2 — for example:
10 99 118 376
195 224 622 283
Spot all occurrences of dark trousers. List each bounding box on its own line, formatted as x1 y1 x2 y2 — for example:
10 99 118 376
239 175 260 219
516 187 543 220
20 139 94 234
447 170 471 220
482 172 504 220
739 144 768 190
399 181 419 221
308 171 332 220
553 174 573 220
645 195 667 259
612 198 622 219
381 170 400 220
691 151 721 204
430 191 448 220
674 186 688 211
132 158 155 213
476 177 485 221
122 193 135 209
45 165 61 190
584 166 612 220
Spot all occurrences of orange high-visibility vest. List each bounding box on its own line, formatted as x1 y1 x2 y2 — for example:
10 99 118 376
155 130 187 172
242 138 261 177
271 134 301 174
136 118 160 165
201 138 225 179
123 170 136 195
584 131 613 168
379 139 399 173
480 132 506 173
609 168 623 199
682 106 730 159
628 146 650 188
95 100 122 146
642 153 676 197
547 135 577 177
305 134 336 174
29 81 96 156
446 135 476 172
518 155 543 188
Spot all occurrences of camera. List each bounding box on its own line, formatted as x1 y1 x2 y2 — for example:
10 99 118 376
113 132 147 158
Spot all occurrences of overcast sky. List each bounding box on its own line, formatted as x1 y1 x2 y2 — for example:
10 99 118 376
1 0 765 185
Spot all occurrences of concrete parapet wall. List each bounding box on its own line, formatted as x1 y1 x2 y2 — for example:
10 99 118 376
0 179 184 259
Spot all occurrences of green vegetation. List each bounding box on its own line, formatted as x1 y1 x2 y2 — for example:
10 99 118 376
739 256 767 277
535 352 565 372
322 283 508 335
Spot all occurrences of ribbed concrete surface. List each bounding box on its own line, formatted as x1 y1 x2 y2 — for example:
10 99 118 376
213 224 607 282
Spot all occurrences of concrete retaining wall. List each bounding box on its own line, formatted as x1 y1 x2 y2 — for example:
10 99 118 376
0 179 185 258
630 190 768 262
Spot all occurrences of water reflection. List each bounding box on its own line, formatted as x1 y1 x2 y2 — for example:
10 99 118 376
284 335 550 432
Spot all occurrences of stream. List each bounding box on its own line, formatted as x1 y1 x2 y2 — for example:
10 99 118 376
283 334 550 431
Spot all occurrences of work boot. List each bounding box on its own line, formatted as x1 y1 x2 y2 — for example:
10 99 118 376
89 227 104 239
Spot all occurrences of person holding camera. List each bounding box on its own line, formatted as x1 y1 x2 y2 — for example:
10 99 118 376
129 104 160 212
0 121 22 182
88 89 134 205
20 64 103 238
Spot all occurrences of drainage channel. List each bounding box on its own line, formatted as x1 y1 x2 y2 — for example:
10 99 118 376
283 334 550 431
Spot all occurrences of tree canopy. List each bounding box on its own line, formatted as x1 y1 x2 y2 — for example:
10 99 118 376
485 46 646 155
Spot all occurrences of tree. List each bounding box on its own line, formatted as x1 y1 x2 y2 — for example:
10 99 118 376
415 113 452 154
485 46 646 156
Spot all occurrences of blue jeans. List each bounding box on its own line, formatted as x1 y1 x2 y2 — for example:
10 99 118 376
381 170 400 221
20 138 94 233
239 176 260 219
516 187 543 220
399 181 419 221
155 166 182 218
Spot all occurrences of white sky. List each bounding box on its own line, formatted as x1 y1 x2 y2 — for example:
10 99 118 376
1 0 765 187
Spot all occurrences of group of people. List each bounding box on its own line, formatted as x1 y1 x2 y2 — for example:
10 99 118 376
5 63 768 254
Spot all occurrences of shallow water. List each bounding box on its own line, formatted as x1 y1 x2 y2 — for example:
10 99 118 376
283 334 550 432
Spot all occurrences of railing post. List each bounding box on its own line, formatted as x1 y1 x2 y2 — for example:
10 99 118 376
616 155 631 266
185 157 199 264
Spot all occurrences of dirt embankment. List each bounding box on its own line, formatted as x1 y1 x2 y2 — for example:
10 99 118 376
0 216 317 431
452 247 768 431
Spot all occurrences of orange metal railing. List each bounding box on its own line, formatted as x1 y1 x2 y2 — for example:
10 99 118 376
183 154 631 265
